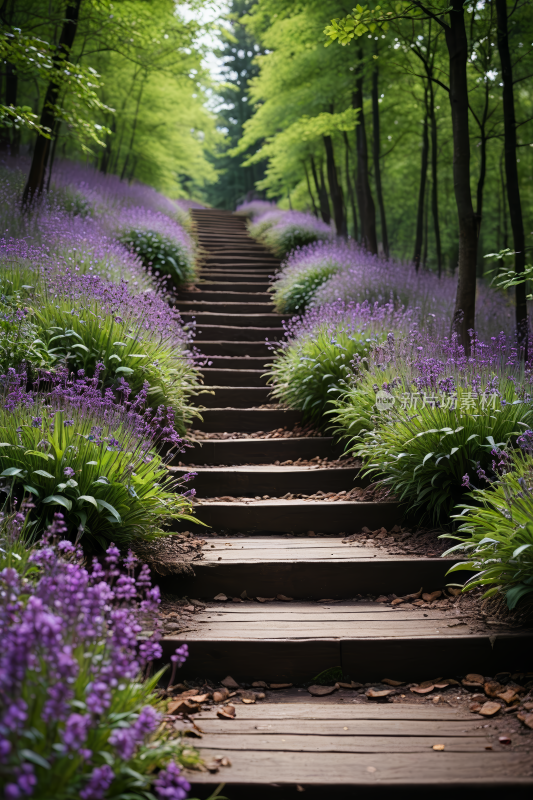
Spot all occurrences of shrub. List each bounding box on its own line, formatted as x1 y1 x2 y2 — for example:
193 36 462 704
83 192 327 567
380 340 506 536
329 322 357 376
0 528 196 799
0 369 196 551
115 208 196 286
0 281 48 374
268 301 414 426
235 199 278 219
442 440 533 610
256 210 333 259
272 259 338 313
31 270 200 435
337 332 533 523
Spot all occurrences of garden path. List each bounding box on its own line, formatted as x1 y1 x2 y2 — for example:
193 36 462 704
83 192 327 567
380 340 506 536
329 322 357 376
167 209 532 796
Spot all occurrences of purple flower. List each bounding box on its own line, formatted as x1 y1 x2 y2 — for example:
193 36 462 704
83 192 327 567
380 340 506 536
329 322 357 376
153 761 190 800
461 474 471 488
5 764 37 799
63 713 91 751
80 765 114 800
171 644 188 667
63 466 76 478
109 726 137 760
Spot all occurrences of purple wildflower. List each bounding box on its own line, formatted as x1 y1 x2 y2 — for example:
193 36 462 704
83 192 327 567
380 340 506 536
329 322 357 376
153 761 190 800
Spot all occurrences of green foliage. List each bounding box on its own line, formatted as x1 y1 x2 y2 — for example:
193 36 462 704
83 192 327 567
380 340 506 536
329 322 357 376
0 406 195 551
119 228 195 284
272 261 339 313
0 283 48 374
32 296 200 436
268 326 378 426
346 387 533 523
261 221 330 258
443 452 533 609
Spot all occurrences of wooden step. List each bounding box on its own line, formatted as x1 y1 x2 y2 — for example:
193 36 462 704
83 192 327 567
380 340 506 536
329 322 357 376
199 274 272 284
176 291 272 303
175 498 399 533
178 301 274 313
199 387 271 408
180 704 533 796
162 536 460 599
193 325 283 342
161 599 531 681
200 368 268 387
177 436 343 465
171 464 361 496
198 356 275 369
197 341 273 357
182 312 285 328
193 407 301 432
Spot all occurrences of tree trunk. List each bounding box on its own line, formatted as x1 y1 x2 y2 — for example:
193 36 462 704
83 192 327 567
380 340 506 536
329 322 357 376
413 87 429 270
343 130 358 240
446 0 478 348
22 0 82 204
495 0 528 349
303 161 319 217
311 156 331 224
0 62 19 153
323 135 346 236
371 56 389 256
428 78 442 276
353 61 377 254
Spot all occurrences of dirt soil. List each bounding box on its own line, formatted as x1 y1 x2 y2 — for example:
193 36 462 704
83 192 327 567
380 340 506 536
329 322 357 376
132 533 205 576
186 423 324 440
193 484 392 504
176 455 360 469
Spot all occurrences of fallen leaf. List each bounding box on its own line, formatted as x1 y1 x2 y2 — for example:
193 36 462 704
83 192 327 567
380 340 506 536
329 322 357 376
517 711 533 729
484 681 503 698
469 703 482 713
252 681 268 688
375 595 389 603
231 597 243 603
410 685 435 694
447 587 462 596
308 684 337 696
442 678 460 685
276 594 293 601
337 681 363 689
270 683 293 689
216 705 236 720
221 676 239 689
255 692 266 700
168 699 200 715
479 701 501 717
432 695 442 704
391 598 404 606
403 587 423 600
422 590 442 602
256 597 275 603
240 590 249 600
189 693 210 703
432 744 445 751
447 620 467 627
367 766 377 773
498 735 512 745
523 701 533 711
412 599 425 607
242 697 255 704
215 756 232 767
205 762 220 774
182 605 195 612
366 688 394 700
465 673 485 684
497 689 518 705
213 688 229 703
382 679 404 687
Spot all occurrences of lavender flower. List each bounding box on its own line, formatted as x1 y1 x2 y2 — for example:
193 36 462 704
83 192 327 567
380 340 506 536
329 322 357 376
153 762 191 800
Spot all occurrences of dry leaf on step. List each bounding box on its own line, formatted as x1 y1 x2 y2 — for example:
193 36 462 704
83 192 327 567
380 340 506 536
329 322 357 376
276 594 293 601
252 681 268 688
270 683 292 689
517 712 533 729
375 595 389 603
307 684 336 696
432 744 445 751
213 688 229 703
465 673 485 684
167 699 200 715
479 701 501 717
497 689 518 705
214 593 227 601
410 684 435 694
216 705 236 719
382 679 404 686
256 597 275 603
366 688 394 700
189 693 210 703
221 676 239 689
422 591 442 602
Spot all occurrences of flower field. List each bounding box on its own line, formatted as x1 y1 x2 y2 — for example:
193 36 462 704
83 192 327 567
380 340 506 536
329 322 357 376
0 158 205 798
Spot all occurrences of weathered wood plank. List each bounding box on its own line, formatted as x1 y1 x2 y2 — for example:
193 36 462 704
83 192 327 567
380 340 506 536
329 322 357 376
187 733 491 752
193 408 301 432
192 704 473 721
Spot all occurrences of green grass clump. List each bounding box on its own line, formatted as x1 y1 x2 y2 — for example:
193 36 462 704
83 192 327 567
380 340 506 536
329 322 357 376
119 228 195 284
442 448 533 610
0 405 195 551
272 260 339 313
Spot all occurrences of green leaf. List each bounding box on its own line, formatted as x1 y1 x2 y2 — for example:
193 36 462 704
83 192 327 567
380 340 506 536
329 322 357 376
115 366 134 375
512 543 532 558
20 749 51 770
78 495 98 508
24 450 53 461
506 583 533 610
42 495 73 511
96 499 121 522
23 484 40 496
33 470 55 479
1 467 23 476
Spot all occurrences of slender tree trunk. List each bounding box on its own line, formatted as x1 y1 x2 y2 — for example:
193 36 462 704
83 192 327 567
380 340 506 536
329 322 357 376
120 79 145 181
495 0 528 349
311 156 331 224
428 78 442 276
304 161 319 217
353 58 378 254
323 135 346 236
99 116 116 174
422 182 429 267
371 55 389 256
413 87 429 270
343 130 358 240
0 62 19 152
45 122 61 192
22 0 82 204
445 0 478 349
499 151 508 248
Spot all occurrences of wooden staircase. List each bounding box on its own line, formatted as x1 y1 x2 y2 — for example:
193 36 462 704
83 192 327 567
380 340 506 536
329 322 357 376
166 209 532 796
